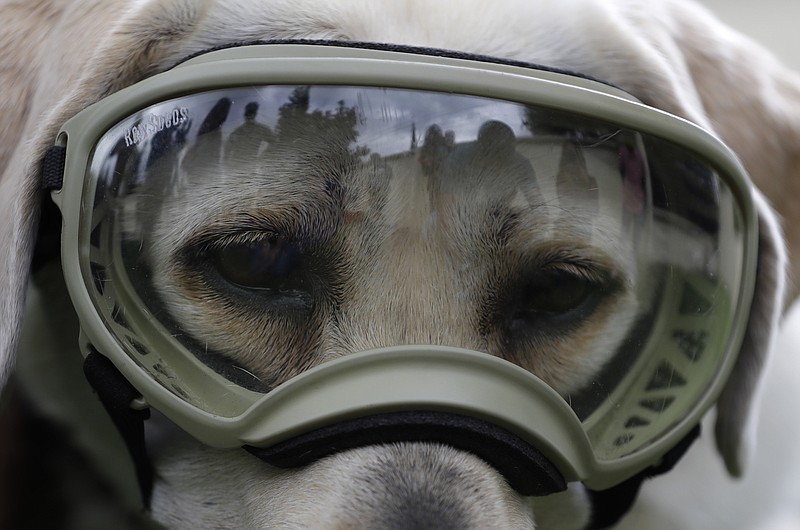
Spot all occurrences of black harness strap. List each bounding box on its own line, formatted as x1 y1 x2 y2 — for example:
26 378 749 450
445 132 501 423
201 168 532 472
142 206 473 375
39 147 155 506
34 146 67 272
586 424 701 529
83 351 154 507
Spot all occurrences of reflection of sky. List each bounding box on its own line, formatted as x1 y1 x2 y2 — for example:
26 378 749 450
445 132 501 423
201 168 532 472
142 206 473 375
99 86 535 161
306 87 533 155
89 85 737 304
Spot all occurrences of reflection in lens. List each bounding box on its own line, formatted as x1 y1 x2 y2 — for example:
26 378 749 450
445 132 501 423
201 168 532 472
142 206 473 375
84 85 744 463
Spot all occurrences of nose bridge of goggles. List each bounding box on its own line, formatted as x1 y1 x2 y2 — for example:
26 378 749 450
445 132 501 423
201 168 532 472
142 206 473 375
236 346 585 496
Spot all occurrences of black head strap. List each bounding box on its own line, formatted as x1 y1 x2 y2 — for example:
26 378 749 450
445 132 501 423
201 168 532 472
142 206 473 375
33 146 67 272
586 423 701 528
83 351 154 507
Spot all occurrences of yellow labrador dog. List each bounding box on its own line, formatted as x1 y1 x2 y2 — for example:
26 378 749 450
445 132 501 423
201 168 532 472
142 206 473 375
2 1 800 529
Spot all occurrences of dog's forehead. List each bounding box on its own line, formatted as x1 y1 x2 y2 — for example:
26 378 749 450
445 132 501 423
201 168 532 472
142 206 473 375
200 0 543 41
163 0 602 76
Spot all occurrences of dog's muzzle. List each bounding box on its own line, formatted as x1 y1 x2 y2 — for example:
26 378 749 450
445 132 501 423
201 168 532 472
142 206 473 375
44 42 757 522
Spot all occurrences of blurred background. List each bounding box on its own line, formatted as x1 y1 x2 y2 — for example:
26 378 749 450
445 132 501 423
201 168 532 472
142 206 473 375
699 0 800 70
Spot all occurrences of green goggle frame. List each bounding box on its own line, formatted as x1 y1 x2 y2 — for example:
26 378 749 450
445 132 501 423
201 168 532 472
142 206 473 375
49 43 757 491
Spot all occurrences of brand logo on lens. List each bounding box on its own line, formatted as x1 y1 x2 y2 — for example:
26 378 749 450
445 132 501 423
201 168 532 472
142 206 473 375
123 107 190 147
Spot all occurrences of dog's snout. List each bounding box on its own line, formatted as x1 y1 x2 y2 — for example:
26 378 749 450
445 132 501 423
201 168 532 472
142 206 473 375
324 443 535 530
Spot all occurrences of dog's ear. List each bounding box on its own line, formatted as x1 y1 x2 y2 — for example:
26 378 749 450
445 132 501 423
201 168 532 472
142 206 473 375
0 0 210 390
666 3 799 479
609 1 800 477
714 193 786 477
569 1 797 477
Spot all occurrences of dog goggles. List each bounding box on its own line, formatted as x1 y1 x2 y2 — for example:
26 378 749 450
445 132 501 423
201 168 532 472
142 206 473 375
48 43 757 492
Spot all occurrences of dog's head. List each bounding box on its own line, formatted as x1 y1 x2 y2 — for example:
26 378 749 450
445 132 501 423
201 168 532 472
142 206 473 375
2 1 798 529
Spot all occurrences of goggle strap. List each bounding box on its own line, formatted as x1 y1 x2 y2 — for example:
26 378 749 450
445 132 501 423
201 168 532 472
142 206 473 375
586 422 701 528
83 349 154 508
33 146 67 272
42 145 66 192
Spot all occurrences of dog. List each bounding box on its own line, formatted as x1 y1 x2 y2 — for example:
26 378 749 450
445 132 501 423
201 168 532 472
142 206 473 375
1 1 799 528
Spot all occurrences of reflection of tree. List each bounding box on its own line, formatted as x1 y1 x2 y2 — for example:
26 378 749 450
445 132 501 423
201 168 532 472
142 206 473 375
523 106 586 138
272 87 368 162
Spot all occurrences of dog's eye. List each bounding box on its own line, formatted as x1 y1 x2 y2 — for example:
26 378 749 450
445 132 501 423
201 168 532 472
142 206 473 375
212 237 305 292
523 270 591 313
507 267 611 333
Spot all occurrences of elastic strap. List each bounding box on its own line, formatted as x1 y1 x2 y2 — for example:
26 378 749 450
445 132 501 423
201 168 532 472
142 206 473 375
41 145 66 191
586 423 701 528
83 350 154 507
33 146 67 271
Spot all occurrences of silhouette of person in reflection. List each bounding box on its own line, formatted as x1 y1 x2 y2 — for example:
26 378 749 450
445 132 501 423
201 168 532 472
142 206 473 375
226 102 274 163
555 141 599 212
444 130 455 153
197 97 233 137
475 120 517 160
419 124 449 176
183 97 232 172
619 144 646 216
145 115 192 180
436 120 538 209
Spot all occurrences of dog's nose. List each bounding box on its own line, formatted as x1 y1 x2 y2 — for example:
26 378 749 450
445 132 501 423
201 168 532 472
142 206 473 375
322 442 536 530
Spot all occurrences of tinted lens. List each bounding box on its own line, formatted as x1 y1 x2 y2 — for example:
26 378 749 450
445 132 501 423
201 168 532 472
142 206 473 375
81 86 746 459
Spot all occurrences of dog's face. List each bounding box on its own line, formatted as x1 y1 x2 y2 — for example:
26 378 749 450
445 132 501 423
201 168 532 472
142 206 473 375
2 1 799 529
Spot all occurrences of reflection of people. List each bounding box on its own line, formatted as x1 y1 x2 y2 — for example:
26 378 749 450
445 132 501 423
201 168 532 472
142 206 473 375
146 117 191 176
226 102 274 163
197 97 233 137
184 97 232 171
419 124 449 176
555 141 599 212
475 120 517 159
436 120 539 210
619 144 645 216
444 130 455 153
